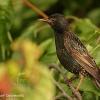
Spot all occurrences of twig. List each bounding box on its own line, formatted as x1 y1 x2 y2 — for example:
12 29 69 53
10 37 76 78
54 93 65 100
53 78 73 100
7 32 13 42
49 63 82 100
22 0 48 19
64 77 82 100
1 46 6 61
90 44 100 54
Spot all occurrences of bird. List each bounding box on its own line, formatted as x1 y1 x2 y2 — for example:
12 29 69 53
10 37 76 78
40 13 100 90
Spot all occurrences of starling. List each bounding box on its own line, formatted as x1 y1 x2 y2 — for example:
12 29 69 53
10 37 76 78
40 13 100 90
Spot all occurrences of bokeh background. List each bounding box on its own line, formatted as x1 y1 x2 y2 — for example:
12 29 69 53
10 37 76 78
0 0 100 100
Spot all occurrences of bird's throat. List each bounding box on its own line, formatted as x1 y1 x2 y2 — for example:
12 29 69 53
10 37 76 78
54 32 64 49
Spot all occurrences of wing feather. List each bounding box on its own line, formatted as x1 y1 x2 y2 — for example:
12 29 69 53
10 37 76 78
64 31 100 82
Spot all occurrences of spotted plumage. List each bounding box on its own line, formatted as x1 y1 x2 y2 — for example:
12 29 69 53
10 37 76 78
41 13 100 84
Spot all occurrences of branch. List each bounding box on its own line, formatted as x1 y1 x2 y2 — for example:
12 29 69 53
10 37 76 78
22 0 48 19
52 78 73 100
49 63 82 100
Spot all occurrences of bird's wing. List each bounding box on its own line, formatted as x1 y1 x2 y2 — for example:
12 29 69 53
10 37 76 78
64 32 100 82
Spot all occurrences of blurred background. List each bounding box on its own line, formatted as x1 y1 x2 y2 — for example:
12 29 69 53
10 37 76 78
0 0 100 100
11 0 100 38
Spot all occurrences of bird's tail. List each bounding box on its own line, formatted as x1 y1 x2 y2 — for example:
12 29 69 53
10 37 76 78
92 68 100 88
95 80 100 88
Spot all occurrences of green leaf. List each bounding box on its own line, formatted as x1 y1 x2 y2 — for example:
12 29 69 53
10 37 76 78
82 92 98 100
0 0 10 6
87 8 100 25
39 38 58 64
31 0 57 10
73 78 100 96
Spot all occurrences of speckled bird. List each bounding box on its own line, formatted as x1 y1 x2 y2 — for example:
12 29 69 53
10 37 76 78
41 13 100 90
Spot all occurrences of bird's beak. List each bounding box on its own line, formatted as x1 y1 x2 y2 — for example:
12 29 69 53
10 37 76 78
39 18 52 24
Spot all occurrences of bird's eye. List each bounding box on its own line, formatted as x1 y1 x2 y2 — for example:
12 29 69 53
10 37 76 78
51 18 56 22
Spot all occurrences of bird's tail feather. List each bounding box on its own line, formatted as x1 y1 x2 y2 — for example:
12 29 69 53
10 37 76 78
92 79 100 88
92 67 100 88
95 80 100 88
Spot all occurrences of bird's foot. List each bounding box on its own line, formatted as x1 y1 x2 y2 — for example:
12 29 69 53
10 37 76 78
69 76 78 83
76 74 84 91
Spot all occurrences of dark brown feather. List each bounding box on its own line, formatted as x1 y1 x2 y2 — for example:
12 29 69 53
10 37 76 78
64 31 100 83
42 13 100 85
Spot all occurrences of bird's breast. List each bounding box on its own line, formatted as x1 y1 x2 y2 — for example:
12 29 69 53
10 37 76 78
54 33 81 74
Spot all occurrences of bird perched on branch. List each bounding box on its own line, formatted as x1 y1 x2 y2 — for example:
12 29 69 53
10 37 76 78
40 13 100 90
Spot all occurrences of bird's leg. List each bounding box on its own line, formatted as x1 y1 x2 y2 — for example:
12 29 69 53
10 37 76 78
69 76 78 82
76 74 84 91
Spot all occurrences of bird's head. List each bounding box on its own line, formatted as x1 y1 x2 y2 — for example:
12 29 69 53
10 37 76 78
40 13 69 33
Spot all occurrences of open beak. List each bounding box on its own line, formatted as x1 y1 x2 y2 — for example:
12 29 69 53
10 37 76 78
39 18 52 24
